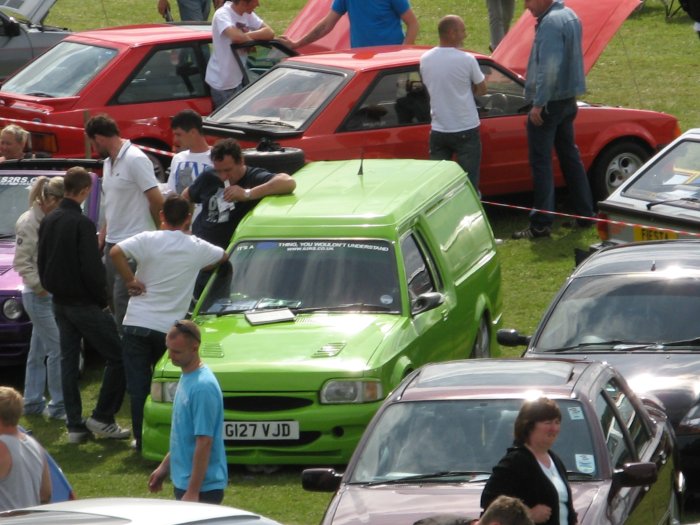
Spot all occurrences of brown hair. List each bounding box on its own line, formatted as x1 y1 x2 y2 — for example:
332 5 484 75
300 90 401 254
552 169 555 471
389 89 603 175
481 495 534 525
513 397 561 445
64 166 92 196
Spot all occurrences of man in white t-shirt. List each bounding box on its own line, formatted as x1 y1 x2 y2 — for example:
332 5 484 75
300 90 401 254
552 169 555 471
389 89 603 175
205 0 275 109
420 15 487 191
167 110 212 197
109 195 226 450
85 114 164 330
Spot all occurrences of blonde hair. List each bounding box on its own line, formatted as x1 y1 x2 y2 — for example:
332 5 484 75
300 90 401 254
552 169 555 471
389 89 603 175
0 387 23 427
1 124 30 149
29 176 64 207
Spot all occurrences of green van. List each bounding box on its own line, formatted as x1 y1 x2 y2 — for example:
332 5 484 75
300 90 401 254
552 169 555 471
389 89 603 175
142 158 502 465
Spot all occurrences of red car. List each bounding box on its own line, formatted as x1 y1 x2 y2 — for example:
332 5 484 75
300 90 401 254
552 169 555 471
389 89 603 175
204 0 680 198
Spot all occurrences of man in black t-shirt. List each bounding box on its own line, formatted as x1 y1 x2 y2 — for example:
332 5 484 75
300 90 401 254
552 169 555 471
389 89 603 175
183 138 296 250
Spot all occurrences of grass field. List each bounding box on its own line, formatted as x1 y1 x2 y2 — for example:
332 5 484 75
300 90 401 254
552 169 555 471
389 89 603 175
19 0 700 523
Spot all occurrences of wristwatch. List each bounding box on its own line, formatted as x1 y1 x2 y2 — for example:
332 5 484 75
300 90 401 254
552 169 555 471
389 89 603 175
244 188 252 200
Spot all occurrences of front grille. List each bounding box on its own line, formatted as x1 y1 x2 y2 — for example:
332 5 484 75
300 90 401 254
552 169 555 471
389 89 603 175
223 396 314 412
225 431 321 447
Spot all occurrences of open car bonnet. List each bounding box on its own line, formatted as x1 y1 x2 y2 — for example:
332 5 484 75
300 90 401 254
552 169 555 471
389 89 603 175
491 0 641 77
283 0 351 53
0 0 56 25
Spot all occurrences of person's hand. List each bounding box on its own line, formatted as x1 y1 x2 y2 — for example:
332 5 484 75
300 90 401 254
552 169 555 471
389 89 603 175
277 36 297 49
529 105 544 126
157 0 171 16
181 489 199 502
223 185 247 202
127 279 146 296
148 467 166 493
529 504 552 523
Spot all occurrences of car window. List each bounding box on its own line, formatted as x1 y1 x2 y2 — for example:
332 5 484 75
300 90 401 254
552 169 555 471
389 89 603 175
621 138 700 209
534 274 700 349
475 63 529 118
595 380 650 468
2 42 117 98
115 45 207 104
401 234 437 301
349 399 597 483
199 239 400 315
342 70 428 131
207 66 345 130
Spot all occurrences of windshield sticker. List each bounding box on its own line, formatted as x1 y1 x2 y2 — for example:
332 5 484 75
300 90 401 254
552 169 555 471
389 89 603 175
0 176 33 186
567 406 584 420
575 454 595 474
380 294 394 305
274 241 389 252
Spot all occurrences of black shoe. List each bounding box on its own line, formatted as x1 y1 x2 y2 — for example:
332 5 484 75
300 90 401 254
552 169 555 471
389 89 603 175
562 218 595 228
512 225 552 239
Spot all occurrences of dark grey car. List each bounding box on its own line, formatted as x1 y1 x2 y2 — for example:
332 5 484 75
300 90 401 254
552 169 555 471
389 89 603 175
0 0 70 83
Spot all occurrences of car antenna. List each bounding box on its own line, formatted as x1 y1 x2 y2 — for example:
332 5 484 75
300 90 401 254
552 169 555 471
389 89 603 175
358 150 364 176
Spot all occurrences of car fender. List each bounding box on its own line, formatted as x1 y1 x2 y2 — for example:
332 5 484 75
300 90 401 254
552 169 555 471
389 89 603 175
389 355 414 389
584 118 657 161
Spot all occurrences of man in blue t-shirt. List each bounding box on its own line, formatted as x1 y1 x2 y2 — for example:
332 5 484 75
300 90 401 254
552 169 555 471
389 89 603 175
281 0 419 49
147 320 227 503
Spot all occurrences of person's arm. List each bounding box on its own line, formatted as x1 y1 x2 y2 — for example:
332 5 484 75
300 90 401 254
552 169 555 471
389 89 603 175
39 456 51 503
224 173 296 202
157 0 170 17
473 80 487 97
223 22 275 44
401 8 419 44
148 453 170 493
109 244 146 296
13 215 45 295
280 10 342 50
181 435 214 501
145 187 164 230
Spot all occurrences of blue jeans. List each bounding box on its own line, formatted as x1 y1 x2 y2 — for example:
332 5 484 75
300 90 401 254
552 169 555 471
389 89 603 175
429 127 482 192
22 291 64 417
210 85 242 110
53 302 126 432
526 97 594 228
174 487 224 504
122 325 167 447
177 0 211 21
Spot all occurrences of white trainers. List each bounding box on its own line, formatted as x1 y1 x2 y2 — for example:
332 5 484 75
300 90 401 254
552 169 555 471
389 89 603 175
86 417 130 439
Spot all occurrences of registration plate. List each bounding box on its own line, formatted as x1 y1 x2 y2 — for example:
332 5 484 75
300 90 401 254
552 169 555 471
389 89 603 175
633 226 678 241
224 421 300 441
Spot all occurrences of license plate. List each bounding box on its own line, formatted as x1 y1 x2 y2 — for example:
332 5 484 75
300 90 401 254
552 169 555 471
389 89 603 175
224 421 300 441
633 226 678 241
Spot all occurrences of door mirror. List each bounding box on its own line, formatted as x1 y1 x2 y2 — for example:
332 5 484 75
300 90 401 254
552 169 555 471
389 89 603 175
2 17 21 37
301 468 343 492
496 328 530 347
612 461 657 488
412 292 445 314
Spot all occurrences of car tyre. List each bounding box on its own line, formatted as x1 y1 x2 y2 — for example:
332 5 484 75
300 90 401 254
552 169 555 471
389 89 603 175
471 316 490 359
590 141 649 201
143 151 167 183
243 143 305 175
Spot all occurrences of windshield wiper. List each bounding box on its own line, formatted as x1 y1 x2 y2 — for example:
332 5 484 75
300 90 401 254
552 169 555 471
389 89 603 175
246 119 295 129
566 471 595 480
657 337 700 347
0 234 15 240
293 303 394 313
363 471 492 486
546 341 658 352
646 196 700 210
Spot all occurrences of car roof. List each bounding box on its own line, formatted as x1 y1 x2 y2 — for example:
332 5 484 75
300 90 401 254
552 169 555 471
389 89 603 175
65 23 210 47
284 46 490 73
237 159 469 236
574 240 700 277
396 359 605 402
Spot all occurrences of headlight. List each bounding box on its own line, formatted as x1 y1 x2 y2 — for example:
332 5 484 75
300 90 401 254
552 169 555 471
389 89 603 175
2 298 24 320
320 380 383 404
150 381 179 403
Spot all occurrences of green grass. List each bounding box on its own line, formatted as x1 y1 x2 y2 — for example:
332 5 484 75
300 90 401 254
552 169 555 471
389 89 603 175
23 0 699 523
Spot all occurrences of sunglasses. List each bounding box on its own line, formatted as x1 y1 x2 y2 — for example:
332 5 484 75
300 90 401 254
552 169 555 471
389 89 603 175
173 321 200 343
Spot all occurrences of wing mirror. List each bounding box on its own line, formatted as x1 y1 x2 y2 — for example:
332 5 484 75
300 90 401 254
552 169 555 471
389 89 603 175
496 328 531 347
412 292 445 314
612 462 657 489
2 16 21 37
301 468 343 492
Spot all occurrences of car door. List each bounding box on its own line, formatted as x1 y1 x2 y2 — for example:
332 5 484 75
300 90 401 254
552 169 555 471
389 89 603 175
595 378 669 525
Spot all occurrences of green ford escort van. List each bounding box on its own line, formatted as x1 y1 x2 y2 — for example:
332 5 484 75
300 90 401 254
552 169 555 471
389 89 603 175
142 158 502 465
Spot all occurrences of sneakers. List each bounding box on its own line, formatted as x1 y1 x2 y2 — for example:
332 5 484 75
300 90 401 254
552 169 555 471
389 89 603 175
511 225 552 239
42 406 67 421
86 417 131 439
67 430 90 444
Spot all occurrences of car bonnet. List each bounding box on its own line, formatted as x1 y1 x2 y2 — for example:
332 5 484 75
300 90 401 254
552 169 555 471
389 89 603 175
0 0 56 25
491 0 641 77
284 0 350 54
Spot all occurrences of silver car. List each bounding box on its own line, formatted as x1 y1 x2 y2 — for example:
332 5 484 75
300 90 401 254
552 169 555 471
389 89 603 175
0 0 70 83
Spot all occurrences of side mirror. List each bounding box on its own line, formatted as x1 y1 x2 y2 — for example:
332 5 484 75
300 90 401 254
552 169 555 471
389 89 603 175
497 328 530 347
612 462 657 490
412 292 445 314
2 17 21 37
301 468 343 492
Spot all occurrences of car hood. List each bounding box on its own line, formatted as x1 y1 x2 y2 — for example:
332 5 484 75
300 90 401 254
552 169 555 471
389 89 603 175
0 240 22 292
325 481 603 525
181 314 402 388
284 0 350 54
529 351 700 428
0 0 56 25
492 0 641 77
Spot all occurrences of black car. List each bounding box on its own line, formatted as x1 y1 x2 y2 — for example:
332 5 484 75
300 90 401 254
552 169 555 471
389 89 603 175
500 240 700 490
303 359 683 525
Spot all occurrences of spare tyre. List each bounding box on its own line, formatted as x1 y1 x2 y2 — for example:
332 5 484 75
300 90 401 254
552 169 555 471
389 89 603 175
243 137 305 175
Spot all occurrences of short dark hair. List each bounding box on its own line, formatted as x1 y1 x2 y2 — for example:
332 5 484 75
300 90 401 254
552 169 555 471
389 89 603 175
211 138 243 163
171 109 203 133
513 397 561 445
162 194 191 226
481 496 534 525
85 114 120 138
438 15 462 38
64 166 92 195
